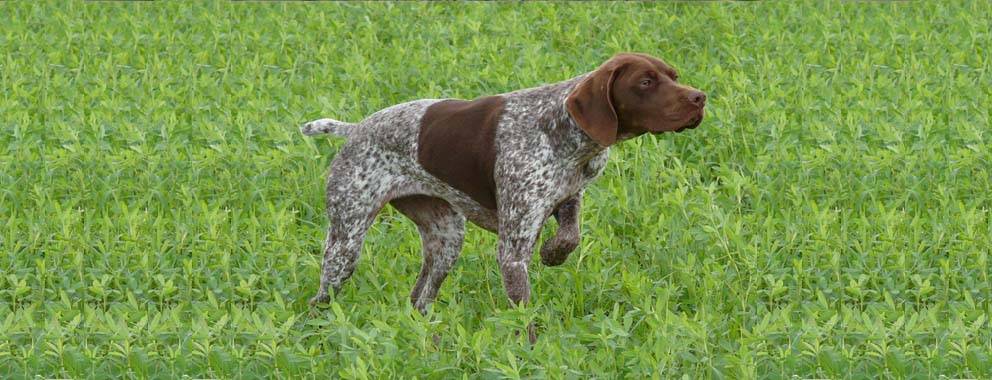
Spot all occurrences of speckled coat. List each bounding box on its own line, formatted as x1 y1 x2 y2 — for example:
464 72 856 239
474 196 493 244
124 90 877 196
300 54 706 337
302 75 604 310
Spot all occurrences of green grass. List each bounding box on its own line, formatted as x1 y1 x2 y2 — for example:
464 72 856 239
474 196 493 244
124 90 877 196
1 1 990 378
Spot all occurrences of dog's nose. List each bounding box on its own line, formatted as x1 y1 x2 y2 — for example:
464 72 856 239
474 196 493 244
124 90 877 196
688 90 707 107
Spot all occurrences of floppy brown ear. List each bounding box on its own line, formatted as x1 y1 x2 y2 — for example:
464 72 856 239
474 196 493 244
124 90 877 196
566 63 623 147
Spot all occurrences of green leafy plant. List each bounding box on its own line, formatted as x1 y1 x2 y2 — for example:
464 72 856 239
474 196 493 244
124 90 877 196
1 1 989 378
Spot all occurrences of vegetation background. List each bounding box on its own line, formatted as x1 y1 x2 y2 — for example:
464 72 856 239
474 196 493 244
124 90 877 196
1 1 990 378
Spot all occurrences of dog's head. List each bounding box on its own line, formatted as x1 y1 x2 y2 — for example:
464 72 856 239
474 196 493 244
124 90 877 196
566 53 706 146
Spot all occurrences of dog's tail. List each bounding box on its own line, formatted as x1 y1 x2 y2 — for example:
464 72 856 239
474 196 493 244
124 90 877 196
300 118 356 138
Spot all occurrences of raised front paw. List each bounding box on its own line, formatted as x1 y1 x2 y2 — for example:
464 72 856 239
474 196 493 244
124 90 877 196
539 236 579 266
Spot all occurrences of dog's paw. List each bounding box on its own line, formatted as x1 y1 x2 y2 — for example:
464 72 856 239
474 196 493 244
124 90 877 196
539 237 578 266
514 322 539 345
527 322 538 345
309 293 330 306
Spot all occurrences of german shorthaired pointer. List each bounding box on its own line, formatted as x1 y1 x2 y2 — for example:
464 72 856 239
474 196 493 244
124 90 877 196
302 53 705 335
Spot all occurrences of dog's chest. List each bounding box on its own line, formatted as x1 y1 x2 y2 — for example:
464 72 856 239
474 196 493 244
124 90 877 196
557 151 609 201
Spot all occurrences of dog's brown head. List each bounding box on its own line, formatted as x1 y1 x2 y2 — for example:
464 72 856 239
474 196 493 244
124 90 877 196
566 53 706 146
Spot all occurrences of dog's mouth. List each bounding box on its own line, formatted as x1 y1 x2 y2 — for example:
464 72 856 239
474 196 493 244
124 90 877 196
647 109 704 135
674 114 703 133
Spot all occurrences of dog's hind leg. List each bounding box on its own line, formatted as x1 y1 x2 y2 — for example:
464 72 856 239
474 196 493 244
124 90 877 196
390 195 466 314
309 149 410 305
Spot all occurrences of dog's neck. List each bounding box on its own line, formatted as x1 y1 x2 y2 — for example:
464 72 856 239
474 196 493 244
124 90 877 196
500 73 612 162
553 74 612 161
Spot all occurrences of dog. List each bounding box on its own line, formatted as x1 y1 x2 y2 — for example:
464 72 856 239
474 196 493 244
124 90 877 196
302 52 705 341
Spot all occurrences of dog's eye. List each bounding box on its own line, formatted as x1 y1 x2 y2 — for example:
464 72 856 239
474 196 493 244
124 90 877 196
639 79 652 87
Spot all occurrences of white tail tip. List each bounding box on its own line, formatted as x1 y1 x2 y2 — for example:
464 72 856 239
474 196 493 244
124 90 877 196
301 118 353 137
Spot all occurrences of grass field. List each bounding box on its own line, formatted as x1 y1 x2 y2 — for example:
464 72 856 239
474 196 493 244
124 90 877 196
2 1 991 378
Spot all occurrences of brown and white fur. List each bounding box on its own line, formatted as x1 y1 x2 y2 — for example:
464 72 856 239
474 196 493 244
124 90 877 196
301 53 706 342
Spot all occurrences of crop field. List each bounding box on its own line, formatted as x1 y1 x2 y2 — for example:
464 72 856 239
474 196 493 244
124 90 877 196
1 1 991 378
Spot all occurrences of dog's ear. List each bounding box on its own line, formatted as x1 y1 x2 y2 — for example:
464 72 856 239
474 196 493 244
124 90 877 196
566 60 625 147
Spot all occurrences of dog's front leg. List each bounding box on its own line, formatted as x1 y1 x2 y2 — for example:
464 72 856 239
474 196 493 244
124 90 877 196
540 193 582 266
497 202 552 344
